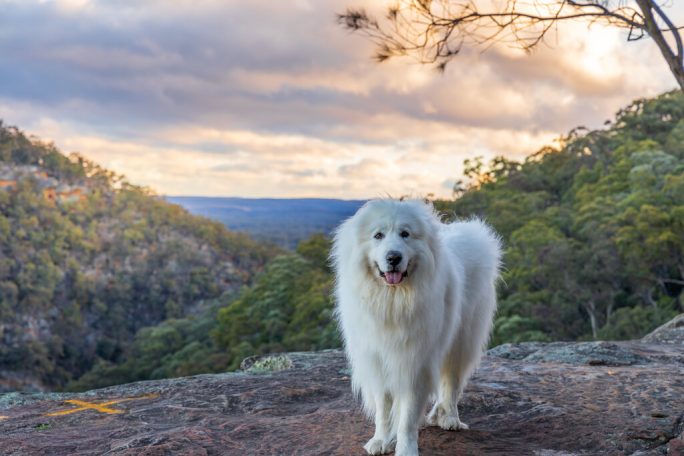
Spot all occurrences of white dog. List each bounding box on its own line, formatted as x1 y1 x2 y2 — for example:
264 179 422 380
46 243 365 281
331 199 501 456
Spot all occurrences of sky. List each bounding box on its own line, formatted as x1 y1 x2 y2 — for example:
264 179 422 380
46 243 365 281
0 0 682 199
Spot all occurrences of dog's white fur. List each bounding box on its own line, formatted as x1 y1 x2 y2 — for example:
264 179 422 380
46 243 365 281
331 199 501 456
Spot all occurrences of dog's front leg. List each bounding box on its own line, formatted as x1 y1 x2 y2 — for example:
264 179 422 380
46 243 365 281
394 385 430 456
364 392 394 455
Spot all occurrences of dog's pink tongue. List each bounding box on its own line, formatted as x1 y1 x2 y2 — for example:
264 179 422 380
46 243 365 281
385 271 403 285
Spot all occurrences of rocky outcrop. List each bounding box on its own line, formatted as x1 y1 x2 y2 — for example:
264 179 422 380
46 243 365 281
2 318 684 455
0 164 89 204
642 314 684 345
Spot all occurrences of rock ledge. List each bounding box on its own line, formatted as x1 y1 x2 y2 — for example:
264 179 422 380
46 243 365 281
2 323 684 455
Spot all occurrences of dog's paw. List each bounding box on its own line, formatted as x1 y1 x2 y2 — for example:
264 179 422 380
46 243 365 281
437 415 469 431
425 408 439 426
394 439 419 456
382 437 396 453
426 402 443 426
426 403 469 431
364 437 387 455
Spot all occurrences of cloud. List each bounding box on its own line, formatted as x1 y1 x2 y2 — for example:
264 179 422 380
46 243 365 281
0 0 681 198
339 158 389 179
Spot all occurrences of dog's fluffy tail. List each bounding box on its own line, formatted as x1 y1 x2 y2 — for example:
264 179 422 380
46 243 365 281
442 218 502 281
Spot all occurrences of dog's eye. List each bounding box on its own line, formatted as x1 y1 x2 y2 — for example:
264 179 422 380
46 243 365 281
400 230 410 238
374 232 384 240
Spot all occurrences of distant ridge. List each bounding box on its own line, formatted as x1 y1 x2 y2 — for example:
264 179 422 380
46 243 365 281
166 196 366 249
0 123 273 391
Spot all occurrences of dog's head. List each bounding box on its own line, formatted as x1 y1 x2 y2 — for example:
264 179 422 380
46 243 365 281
334 198 439 287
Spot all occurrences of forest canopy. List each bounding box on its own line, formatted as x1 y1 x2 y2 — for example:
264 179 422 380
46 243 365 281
436 90 684 343
3 90 683 392
0 123 273 391
75 91 684 392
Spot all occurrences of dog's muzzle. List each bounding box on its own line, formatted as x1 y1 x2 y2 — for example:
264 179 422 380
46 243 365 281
376 263 408 285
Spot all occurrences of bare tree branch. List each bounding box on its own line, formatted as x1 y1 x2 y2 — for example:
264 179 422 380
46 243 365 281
338 0 684 90
634 0 684 89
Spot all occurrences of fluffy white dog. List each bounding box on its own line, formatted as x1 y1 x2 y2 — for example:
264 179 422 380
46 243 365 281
331 199 501 456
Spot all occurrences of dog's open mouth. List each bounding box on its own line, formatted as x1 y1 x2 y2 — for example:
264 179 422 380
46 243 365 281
377 264 408 285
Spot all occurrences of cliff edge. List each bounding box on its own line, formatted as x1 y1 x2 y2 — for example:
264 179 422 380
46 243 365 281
2 316 684 455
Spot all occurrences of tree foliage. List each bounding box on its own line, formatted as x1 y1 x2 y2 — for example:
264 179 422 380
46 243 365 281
213 236 338 370
0 124 273 391
435 90 684 343
5 91 684 391
71 234 337 390
71 92 684 391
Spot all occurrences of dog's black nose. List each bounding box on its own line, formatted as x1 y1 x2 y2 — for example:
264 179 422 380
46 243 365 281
386 251 402 267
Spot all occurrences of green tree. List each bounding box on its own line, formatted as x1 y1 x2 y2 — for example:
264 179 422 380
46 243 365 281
439 91 684 343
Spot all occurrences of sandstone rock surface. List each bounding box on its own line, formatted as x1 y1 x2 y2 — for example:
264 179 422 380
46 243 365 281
2 319 684 455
